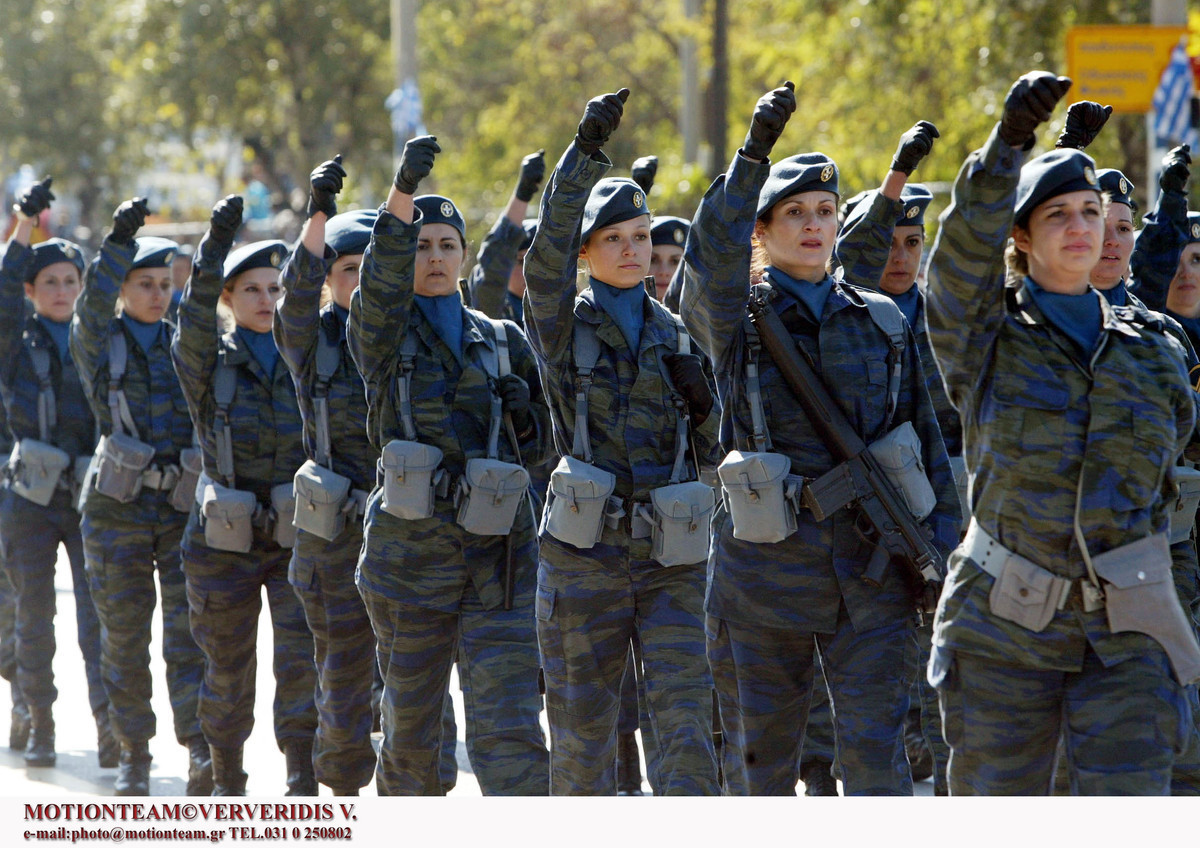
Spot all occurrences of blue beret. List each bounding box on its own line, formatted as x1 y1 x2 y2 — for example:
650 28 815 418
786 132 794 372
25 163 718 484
1096 169 1136 213
580 178 650 242
27 238 86 283
325 209 376 257
757 153 840 220
414 195 465 241
651 216 689 247
519 218 538 252
222 239 288 281
1187 212 1200 245
842 185 934 234
1014 149 1100 227
131 237 179 271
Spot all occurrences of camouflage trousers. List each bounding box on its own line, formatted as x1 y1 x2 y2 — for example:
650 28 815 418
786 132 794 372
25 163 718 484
1173 682 1200 795
798 651 837 775
709 606 915 795
937 645 1186 795
536 529 719 796
81 493 204 746
617 635 662 790
290 527 377 792
706 613 745 795
913 619 949 794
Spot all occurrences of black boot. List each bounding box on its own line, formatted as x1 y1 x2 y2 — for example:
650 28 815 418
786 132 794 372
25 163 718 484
114 742 151 795
185 735 214 796
801 758 839 796
95 708 119 769
24 705 55 767
284 739 318 796
615 732 644 796
9 683 30 751
211 746 247 796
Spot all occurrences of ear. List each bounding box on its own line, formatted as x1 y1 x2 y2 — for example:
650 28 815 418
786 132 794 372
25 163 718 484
23 281 36 300
1011 224 1032 255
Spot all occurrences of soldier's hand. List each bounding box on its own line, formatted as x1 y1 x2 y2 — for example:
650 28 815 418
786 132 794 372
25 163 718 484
998 72 1072 150
890 121 940 176
307 154 346 219
497 373 533 433
1055 101 1112 150
663 352 714 427
515 149 546 203
14 177 54 219
1161 144 1192 194
394 135 440 195
743 81 796 162
209 195 244 248
109 197 151 245
575 89 629 157
631 155 658 194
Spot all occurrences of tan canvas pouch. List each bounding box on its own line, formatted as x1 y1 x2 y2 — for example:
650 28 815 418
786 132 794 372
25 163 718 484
1168 465 1200 545
455 457 530 536
293 459 352 541
92 432 155 503
270 482 297 549
199 474 257 553
379 440 444 520
717 451 796 544
8 439 70 506
545 455 616 549
867 421 937 522
988 551 1069 633
168 448 204 514
646 480 716 567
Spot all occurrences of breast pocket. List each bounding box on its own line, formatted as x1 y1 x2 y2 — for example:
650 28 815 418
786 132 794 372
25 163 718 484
1112 410 1173 511
987 369 1072 455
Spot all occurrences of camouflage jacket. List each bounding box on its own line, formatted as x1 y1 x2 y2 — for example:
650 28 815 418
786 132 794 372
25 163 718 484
1127 186 1200 354
679 151 960 633
466 214 524 323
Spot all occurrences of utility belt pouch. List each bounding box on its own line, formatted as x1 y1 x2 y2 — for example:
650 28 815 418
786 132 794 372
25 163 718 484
455 458 530 536
645 480 716 567
379 439 444 521
717 451 797 544
545 455 616 549
987 551 1070 633
270 482 297 549
866 421 936 522
948 455 970 533
168 448 204 514
1168 465 1200 545
198 474 257 553
1092 533 1200 686
293 459 352 541
8 440 70 506
92 432 155 504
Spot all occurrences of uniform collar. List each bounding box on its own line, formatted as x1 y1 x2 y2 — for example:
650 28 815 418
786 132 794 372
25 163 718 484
574 288 676 355
1008 277 1140 340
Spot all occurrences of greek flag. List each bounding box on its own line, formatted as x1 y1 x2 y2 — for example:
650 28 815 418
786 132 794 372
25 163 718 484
1153 39 1198 151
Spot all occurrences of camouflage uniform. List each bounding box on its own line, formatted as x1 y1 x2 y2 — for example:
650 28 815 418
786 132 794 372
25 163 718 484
69 238 205 751
678 152 961 796
0 402 25 746
925 125 1196 795
170 234 318 758
348 207 550 796
466 215 525 324
523 143 721 796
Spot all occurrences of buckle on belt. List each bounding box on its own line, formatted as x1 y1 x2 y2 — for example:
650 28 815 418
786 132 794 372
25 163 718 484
142 464 181 491
961 518 1084 612
601 496 654 539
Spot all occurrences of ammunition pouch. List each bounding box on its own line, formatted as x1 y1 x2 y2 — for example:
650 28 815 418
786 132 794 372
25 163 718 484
92 433 155 504
269 482 297 549
865 421 936 522
544 455 616 549
1168 465 1200 545
7 439 70 507
198 473 257 553
641 480 715 567
293 459 352 542
454 458 530 536
379 439 445 521
963 518 1072 633
168 448 203 514
717 451 800 544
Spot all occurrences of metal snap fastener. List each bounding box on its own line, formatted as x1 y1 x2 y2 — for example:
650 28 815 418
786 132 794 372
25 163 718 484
1137 571 1146 581
1018 588 1029 597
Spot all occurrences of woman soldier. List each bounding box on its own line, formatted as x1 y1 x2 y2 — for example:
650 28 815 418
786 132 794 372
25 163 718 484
347 136 550 796
0 178 111 770
70 198 208 795
171 196 318 796
678 83 961 795
925 71 1200 795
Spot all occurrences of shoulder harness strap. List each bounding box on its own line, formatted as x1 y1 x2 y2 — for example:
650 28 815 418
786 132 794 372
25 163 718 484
395 330 421 442
653 311 695 484
862 295 906 433
26 342 56 443
571 319 602 463
742 285 774 452
477 316 516 461
212 351 239 487
106 331 140 439
312 325 342 468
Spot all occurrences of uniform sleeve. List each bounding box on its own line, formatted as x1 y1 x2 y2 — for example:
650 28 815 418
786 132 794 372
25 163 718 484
170 233 227 423
504 318 554 467
834 192 902 288
522 142 611 365
0 243 32 390
347 207 421 385
1129 188 1189 311
678 152 770 370
925 124 1026 409
274 241 331 383
468 215 525 320
70 237 136 402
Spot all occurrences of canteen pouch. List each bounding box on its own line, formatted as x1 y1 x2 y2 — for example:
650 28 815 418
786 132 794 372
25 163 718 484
646 480 716 567
199 476 257 553
455 458 530 536
545 455 616 549
866 421 937 522
987 551 1068 633
717 451 797 544
270 482 297 549
948 455 970 533
379 440 444 520
8 439 70 507
92 432 155 504
1092 533 1200 686
168 448 204 514
293 459 352 541
1168 465 1200 545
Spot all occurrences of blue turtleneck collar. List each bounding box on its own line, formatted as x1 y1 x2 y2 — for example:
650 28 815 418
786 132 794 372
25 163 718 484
890 286 922 330
121 314 163 353
589 277 647 353
1099 283 1129 308
36 315 72 362
766 266 832 322
236 326 279 376
414 292 464 365
1024 276 1102 356
332 302 350 341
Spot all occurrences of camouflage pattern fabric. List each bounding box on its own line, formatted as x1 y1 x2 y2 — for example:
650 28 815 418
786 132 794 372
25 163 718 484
797 653 838 779
466 214 525 324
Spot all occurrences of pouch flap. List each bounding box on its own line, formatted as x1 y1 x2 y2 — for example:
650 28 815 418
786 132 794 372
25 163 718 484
464 457 530 494
179 447 204 475
549 455 616 502
200 480 257 520
717 451 791 490
294 459 352 505
650 481 716 520
270 481 296 511
1091 533 1171 589
105 432 156 466
995 555 1057 607
380 440 444 475
867 421 924 473
16 439 71 471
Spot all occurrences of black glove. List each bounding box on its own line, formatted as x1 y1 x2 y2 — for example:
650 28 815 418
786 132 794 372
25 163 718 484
307 154 346 218
109 197 151 245
663 352 714 427
743 81 797 162
631 155 658 194
497 373 533 434
515 149 546 202
14 177 54 219
209 195 244 248
1161 144 1192 194
393 135 441 195
890 121 940 176
1055 101 1112 150
998 72 1072 150
575 89 629 157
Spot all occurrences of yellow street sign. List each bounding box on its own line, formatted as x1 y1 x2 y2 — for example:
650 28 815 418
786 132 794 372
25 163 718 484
1067 25 1190 113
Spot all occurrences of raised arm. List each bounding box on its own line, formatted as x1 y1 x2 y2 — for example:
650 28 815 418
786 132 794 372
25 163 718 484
1130 145 1192 311
468 151 544 320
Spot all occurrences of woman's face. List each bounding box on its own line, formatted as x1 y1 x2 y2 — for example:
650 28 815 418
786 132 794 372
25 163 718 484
880 225 924 296
649 244 683 301
1167 243 1200 319
222 267 282 333
120 267 173 323
326 254 362 310
25 262 82 322
1011 190 1103 294
755 190 838 283
414 223 464 296
1089 202 1135 291
580 215 652 289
